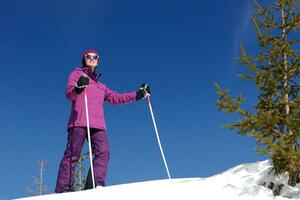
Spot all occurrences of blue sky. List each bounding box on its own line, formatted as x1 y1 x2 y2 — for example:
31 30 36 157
0 0 274 199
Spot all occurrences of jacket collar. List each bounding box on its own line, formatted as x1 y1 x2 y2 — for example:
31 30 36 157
81 66 102 81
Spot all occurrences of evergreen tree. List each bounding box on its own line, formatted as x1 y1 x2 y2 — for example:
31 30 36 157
215 0 300 187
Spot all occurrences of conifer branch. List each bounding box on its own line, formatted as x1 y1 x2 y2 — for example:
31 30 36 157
216 0 300 188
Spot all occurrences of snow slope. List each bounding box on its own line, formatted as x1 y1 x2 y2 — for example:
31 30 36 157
17 160 300 200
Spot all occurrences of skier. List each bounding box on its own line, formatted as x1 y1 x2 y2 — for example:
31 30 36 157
55 49 150 193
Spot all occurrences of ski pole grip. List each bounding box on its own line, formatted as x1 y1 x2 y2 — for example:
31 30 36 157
144 83 150 97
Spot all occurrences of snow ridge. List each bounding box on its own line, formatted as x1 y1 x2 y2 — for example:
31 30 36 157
17 160 300 200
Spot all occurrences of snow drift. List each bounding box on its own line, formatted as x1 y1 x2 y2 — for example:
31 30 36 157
17 160 300 200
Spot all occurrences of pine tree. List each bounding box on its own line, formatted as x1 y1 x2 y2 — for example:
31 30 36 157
215 0 300 187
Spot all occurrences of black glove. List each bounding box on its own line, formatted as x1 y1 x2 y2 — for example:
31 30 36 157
75 76 89 94
136 84 151 100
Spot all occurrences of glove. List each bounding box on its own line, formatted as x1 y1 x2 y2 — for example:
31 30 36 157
136 84 151 100
75 76 89 94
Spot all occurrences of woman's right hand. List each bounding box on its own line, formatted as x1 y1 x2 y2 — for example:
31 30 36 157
77 76 89 88
75 76 89 93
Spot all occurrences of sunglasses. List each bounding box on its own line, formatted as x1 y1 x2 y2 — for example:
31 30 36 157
85 54 99 60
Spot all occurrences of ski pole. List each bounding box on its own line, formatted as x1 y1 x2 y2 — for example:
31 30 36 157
84 87 96 189
145 93 171 179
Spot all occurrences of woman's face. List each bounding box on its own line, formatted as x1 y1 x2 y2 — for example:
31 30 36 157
84 53 99 69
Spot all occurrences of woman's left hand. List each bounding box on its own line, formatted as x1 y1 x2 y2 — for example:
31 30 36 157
136 84 151 100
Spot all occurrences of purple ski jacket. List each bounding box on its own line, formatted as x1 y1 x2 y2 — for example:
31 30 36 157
66 67 137 131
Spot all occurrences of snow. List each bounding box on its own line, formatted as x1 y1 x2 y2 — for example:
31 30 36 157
16 160 300 200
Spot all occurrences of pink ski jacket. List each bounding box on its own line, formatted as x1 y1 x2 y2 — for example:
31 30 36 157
66 67 137 131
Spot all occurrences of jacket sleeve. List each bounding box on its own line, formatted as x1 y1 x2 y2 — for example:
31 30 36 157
66 70 82 101
104 85 137 105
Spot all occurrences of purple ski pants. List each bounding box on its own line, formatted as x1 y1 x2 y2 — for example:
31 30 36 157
55 127 110 193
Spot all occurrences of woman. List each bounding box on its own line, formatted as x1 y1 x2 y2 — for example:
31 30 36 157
55 49 150 193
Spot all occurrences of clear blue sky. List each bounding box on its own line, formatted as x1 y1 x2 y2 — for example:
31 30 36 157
0 0 273 199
